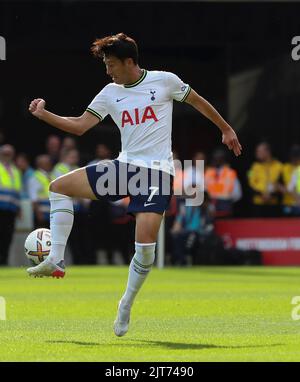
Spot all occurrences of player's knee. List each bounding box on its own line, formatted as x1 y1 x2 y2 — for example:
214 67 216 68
135 242 156 265
49 180 58 193
49 179 67 195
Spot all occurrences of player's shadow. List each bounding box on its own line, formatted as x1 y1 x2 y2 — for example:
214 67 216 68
47 339 283 350
47 340 100 346
125 339 284 350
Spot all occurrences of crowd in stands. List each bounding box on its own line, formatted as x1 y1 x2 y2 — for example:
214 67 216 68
1 135 300 266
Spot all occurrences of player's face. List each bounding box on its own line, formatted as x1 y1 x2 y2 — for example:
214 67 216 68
103 56 129 84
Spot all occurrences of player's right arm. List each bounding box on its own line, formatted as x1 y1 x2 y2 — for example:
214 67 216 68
28 98 99 136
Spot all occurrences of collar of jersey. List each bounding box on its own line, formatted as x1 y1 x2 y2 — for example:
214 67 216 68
123 69 147 88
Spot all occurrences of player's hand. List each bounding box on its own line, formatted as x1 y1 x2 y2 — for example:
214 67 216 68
222 127 242 156
28 98 46 118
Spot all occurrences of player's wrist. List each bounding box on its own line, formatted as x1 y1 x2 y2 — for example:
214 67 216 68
220 123 232 134
36 108 47 120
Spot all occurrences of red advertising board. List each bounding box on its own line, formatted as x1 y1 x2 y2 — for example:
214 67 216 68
215 218 300 265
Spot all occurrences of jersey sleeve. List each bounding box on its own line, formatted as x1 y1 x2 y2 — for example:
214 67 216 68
165 72 191 102
86 87 108 121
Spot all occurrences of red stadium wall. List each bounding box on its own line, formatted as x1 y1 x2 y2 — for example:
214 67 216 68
215 218 300 266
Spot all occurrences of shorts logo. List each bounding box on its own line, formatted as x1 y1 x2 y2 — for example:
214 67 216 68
144 202 156 207
181 85 187 92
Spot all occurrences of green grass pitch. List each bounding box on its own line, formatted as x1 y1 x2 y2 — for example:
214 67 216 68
0 265 300 362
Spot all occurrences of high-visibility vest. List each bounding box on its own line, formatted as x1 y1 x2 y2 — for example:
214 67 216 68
296 167 300 194
33 170 51 215
248 160 282 205
52 162 79 180
52 163 71 178
205 166 237 199
0 162 22 211
282 163 296 206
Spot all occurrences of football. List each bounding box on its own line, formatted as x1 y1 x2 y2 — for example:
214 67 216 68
24 228 51 266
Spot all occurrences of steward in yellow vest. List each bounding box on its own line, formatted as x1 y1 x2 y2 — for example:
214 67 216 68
247 142 282 217
278 145 300 216
0 161 22 212
0 144 22 265
248 159 282 205
285 163 300 217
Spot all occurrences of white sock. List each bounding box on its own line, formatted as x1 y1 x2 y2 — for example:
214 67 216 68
47 191 74 263
121 242 156 311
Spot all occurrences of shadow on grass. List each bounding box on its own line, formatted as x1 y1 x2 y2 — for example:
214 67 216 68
47 340 100 346
47 339 284 350
126 339 284 350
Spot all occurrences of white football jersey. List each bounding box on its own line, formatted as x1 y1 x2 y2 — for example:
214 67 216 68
86 70 191 175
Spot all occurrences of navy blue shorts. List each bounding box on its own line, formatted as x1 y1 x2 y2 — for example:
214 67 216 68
85 160 174 216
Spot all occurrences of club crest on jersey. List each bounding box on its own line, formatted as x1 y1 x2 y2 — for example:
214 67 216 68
121 106 158 128
150 90 156 101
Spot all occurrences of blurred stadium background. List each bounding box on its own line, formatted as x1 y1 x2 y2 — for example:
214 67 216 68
1 0 300 268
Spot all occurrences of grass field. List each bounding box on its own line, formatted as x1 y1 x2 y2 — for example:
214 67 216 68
0 265 300 362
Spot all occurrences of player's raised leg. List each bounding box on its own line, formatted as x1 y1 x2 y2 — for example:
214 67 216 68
114 212 163 336
27 167 97 278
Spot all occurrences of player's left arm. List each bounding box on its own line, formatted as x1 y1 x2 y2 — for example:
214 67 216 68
185 89 242 157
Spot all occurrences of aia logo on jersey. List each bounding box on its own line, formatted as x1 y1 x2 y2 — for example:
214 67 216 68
121 106 158 128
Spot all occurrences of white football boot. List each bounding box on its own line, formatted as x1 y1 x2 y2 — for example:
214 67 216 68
27 258 65 278
114 300 131 337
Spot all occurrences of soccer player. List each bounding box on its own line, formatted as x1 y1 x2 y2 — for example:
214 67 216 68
27 33 242 336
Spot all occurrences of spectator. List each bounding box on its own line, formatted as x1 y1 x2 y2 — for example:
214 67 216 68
45 134 61 165
248 142 282 217
286 147 300 216
60 136 78 158
205 148 242 218
52 149 91 264
279 145 300 216
0 144 22 265
28 155 53 229
183 151 206 195
170 192 215 266
15 153 34 199
52 148 79 179
88 143 112 165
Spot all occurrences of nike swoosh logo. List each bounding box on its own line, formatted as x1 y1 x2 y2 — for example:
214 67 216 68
144 202 156 207
116 97 128 102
